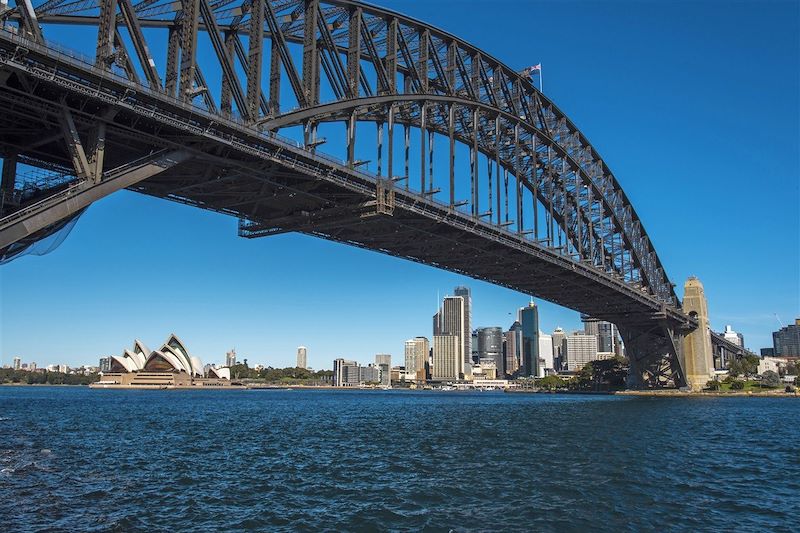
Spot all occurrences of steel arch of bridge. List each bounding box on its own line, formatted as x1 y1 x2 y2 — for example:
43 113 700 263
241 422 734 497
0 0 695 386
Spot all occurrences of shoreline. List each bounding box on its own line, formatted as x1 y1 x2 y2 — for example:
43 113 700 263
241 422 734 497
4 382 797 397
508 389 798 398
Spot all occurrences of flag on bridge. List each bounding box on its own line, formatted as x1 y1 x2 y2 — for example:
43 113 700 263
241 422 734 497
524 64 543 92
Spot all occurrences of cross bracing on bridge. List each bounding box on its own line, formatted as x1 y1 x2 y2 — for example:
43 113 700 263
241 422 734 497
0 0 697 387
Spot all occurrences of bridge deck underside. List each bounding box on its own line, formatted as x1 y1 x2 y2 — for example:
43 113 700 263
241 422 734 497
0 36 680 332
131 164 668 329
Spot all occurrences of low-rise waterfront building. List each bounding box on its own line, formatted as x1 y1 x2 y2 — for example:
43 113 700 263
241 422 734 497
757 357 787 375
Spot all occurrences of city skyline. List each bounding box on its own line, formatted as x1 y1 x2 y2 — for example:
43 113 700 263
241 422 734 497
1 0 797 369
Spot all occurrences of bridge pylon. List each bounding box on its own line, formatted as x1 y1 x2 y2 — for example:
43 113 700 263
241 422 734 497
681 276 715 390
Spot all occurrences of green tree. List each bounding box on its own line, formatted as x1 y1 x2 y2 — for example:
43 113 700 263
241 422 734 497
538 375 565 391
572 364 596 390
742 355 760 379
706 380 721 391
727 358 743 378
730 380 745 390
761 370 780 388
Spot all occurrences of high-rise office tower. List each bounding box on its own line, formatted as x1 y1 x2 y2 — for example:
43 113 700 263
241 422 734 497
432 310 442 336
297 346 308 369
722 325 743 347
454 286 472 367
404 337 430 381
12 357 21 370
552 327 566 371
432 335 461 380
333 358 360 386
519 301 540 377
433 295 465 374
773 318 800 356
375 354 391 385
582 316 620 355
563 333 600 371
538 332 554 377
359 364 382 384
225 349 237 367
477 327 504 376
504 321 522 376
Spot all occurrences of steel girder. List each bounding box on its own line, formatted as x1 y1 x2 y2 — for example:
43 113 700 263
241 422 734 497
0 1 695 384
4 0 679 309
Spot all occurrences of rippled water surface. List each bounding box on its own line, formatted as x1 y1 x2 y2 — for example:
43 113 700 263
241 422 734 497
1 387 798 532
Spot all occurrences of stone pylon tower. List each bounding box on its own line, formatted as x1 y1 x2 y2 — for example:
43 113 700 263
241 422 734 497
681 277 714 390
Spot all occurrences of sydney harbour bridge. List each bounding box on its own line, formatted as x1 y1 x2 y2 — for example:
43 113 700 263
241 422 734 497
0 0 744 387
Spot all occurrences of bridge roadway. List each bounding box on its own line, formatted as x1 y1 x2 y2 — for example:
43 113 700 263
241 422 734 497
0 0 702 387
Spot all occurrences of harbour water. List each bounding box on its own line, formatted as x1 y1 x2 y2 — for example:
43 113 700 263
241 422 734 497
1 387 797 531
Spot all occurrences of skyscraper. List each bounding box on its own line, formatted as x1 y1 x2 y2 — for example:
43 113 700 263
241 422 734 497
773 318 800 356
404 337 429 381
297 346 308 369
477 327 504 376
432 335 461 380
538 332 554 377
519 301 539 377
504 321 522 377
12 357 21 370
454 286 472 367
375 354 391 385
225 349 237 367
582 316 620 355
563 333 599 371
552 327 566 371
722 326 743 348
433 294 465 375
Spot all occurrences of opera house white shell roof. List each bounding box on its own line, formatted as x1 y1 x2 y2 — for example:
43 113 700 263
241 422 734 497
109 334 228 379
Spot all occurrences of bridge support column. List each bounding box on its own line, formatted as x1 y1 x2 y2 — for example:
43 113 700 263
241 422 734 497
1 153 17 211
621 323 686 389
681 276 714 390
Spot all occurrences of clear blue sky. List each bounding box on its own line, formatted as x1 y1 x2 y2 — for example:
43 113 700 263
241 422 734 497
1 0 798 369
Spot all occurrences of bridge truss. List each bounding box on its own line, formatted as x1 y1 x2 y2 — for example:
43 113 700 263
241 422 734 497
0 0 696 387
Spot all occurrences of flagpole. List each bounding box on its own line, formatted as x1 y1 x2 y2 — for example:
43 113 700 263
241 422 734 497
540 64 543 93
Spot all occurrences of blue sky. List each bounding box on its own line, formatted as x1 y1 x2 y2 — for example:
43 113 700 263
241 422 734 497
1 0 798 369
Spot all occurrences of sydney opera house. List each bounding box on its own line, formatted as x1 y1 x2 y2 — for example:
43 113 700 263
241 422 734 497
93 334 234 388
